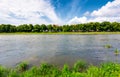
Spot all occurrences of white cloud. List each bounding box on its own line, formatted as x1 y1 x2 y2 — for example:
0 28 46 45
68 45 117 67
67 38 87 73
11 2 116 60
89 17 120 22
90 0 120 22
0 0 120 25
68 16 87 24
0 0 61 25
68 0 120 24
84 11 90 16
91 0 120 17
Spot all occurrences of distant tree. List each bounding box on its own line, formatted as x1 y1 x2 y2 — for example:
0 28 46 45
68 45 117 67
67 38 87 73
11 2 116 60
0 21 120 33
40 24 47 32
17 24 31 32
0 24 6 32
47 24 53 32
28 24 33 32
112 22 120 31
62 25 71 32
99 21 111 31
9 25 17 32
33 24 41 32
94 22 100 32
52 24 60 32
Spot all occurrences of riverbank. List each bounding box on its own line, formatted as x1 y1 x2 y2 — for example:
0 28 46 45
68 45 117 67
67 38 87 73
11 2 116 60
0 61 120 77
0 32 120 35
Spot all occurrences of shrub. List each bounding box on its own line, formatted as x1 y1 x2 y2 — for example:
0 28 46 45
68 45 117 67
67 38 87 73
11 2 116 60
73 60 87 72
17 62 28 72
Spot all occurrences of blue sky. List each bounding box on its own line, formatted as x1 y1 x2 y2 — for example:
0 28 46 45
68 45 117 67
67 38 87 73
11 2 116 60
0 0 119 25
51 0 113 19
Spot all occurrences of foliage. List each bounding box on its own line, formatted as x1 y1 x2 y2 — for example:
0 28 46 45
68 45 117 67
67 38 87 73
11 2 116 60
73 60 87 72
16 62 28 72
0 66 8 77
0 61 120 77
104 44 112 48
114 48 119 56
0 21 120 33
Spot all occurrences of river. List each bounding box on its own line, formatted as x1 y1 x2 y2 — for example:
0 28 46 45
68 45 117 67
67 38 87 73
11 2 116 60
0 34 120 67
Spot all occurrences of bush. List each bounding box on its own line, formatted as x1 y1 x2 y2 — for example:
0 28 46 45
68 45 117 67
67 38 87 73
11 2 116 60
0 61 120 77
17 62 28 72
73 60 87 72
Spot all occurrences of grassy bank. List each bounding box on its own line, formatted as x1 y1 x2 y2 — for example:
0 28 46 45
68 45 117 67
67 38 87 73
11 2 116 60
0 32 120 35
0 61 120 77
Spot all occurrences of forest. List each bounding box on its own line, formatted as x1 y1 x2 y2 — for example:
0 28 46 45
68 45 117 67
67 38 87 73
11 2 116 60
0 21 120 33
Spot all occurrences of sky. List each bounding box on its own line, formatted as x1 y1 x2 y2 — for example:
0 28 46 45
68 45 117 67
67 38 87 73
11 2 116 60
0 0 120 25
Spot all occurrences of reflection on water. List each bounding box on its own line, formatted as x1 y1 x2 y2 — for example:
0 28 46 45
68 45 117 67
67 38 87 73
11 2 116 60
0 34 120 67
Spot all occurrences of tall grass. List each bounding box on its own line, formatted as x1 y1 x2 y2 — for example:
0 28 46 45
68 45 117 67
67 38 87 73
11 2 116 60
73 60 87 72
16 62 28 72
114 48 119 56
0 61 120 77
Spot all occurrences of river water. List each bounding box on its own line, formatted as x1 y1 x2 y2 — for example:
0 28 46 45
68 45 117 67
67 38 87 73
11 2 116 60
0 34 120 67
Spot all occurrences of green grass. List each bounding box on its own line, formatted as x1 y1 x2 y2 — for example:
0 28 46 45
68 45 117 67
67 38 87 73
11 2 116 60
114 49 119 56
1 32 120 35
0 61 120 77
16 62 28 72
104 44 112 48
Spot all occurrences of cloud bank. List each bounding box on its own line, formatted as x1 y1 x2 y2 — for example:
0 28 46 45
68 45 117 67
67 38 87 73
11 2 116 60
0 0 120 25
68 0 120 24
0 0 61 25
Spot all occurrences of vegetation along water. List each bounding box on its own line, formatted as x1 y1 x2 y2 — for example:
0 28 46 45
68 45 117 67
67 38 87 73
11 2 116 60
0 21 120 33
1 61 120 77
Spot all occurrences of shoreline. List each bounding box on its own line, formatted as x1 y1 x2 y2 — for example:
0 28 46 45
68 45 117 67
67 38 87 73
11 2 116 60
0 61 120 77
0 32 120 35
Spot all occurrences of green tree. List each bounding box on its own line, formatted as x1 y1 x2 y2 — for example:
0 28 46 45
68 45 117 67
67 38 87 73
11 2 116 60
33 24 41 32
40 24 47 32
47 24 53 32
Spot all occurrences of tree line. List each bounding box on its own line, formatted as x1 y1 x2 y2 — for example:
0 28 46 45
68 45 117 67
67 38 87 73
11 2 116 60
0 21 120 33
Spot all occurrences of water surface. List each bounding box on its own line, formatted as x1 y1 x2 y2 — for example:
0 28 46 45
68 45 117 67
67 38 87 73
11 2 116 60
0 34 120 67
